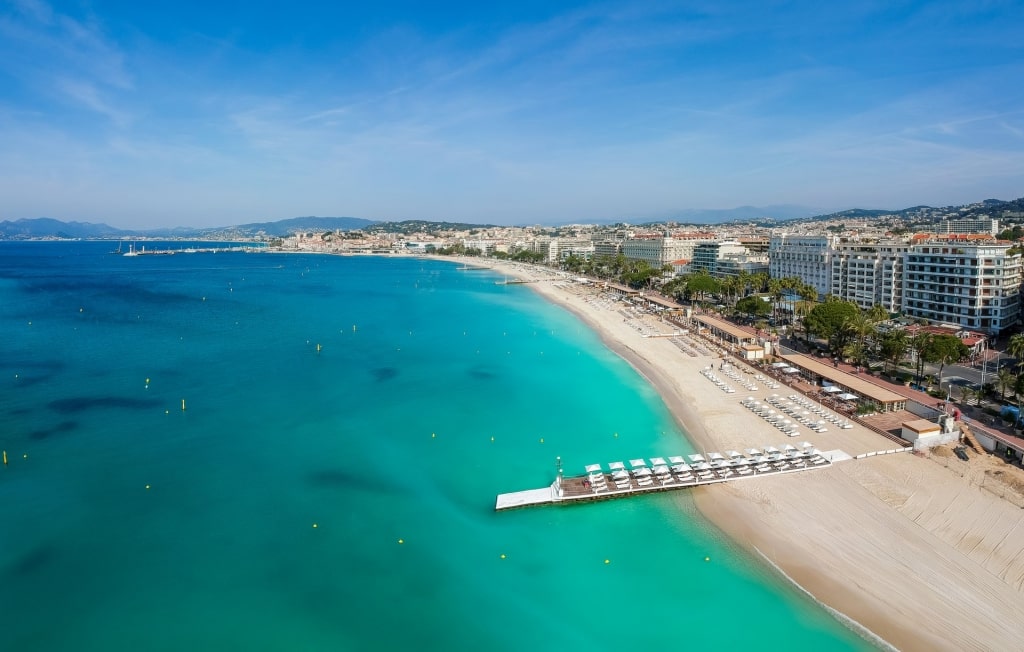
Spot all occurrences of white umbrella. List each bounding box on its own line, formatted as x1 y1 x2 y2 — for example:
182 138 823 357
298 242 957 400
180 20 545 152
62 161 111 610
649 456 667 466
652 464 671 475
585 463 603 474
746 447 762 456
726 450 742 458
668 455 686 464
608 461 625 471
612 469 630 480
628 458 647 469
688 453 706 464
823 386 843 393
633 467 653 477
709 452 725 461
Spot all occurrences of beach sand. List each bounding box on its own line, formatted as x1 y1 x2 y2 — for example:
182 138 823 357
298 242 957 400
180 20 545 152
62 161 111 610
475 259 1024 652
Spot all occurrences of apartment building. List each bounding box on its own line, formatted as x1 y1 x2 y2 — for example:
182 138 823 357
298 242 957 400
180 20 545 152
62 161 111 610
934 217 999 236
768 235 835 299
902 242 1021 334
830 240 910 312
622 236 705 267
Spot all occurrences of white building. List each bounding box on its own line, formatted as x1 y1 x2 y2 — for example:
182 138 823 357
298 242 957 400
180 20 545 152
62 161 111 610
769 235 835 298
622 236 706 267
829 239 910 312
901 241 1021 334
934 217 999 236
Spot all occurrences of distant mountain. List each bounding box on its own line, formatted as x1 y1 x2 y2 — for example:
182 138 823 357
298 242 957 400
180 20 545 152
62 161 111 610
0 218 128 239
227 216 378 237
0 216 379 239
669 204 823 224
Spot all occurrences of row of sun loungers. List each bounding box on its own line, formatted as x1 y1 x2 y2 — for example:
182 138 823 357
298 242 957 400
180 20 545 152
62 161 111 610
700 367 736 393
718 363 759 392
581 446 830 494
779 393 854 429
740 396 803 436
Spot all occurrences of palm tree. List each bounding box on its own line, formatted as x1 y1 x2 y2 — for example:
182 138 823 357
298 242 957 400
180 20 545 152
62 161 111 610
959 385 975 408
1007 333 1024 373
841 311 877 368
908 331 933 386
996 367 1014 401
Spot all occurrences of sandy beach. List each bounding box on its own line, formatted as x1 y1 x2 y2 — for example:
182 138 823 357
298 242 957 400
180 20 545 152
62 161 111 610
474 258 1024 652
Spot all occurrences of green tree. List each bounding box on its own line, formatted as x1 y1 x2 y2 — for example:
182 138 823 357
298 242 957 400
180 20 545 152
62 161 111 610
736 295 771 319
996 367 1014 401
924 334 970 389
878 329 908 376
1007 333 1024 373
908 331 933 385
804 298 859 355
841 311 877 368
687 272 721 303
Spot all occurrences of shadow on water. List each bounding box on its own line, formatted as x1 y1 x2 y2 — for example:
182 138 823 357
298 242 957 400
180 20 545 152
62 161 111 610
48 396 161 414
29 420 79 440
7 544 55 578
307 469 398 495
371 367 398 382
467 365 498 380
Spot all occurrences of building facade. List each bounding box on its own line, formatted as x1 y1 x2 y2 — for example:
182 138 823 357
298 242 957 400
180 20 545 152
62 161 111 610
769 235 835 299
901 242 1021 334
829 239 910 312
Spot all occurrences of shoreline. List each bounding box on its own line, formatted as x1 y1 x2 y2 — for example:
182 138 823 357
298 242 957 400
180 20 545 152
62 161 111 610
469 257 1024 652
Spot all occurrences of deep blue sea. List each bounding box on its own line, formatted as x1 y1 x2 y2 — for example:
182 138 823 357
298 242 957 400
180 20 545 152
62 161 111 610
0 242 872 650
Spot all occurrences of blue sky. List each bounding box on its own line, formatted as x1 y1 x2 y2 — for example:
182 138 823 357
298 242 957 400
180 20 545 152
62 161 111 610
1 0 1022 228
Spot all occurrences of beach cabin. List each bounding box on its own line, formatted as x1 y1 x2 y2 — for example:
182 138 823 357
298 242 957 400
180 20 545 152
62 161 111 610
740 343 766 361
901 419 941 444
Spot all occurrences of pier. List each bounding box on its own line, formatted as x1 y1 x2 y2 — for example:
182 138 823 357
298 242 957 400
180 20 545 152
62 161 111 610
495 444 835 511
122 244 264 256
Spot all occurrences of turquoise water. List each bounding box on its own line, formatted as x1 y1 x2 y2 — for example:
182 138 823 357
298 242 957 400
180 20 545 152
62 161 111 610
0 242 873 650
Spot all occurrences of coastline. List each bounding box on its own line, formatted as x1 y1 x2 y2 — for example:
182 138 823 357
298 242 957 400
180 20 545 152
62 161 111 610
469 257 1024 652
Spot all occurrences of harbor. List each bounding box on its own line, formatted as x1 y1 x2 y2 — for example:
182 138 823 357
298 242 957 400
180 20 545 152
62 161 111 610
495 443 834 510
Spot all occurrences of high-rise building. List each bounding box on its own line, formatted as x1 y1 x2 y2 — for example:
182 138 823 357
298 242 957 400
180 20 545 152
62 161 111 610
902 241 1021 334
769 235 835 298
830 239 910 312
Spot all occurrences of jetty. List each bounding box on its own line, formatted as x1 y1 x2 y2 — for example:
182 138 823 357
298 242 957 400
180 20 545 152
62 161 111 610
495 444 834 511
123 244 265 256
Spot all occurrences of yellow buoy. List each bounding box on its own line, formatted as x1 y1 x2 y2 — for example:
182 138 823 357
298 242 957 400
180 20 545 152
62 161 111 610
312 523 318 529
431 433 436 439
165 410 170 414
614 432 618 438
500 554 506 559
146 378 150 384
539 438 544 443
22 453 27 459
398 538 404 544
490 436 494 442
604 559 610 564
2 450 6 465
181 399 186 411
353 325 357 332
79 307 83 313
704 556 710 562
145 484 150 490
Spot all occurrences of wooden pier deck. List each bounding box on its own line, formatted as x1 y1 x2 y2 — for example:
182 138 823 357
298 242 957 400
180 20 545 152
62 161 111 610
495 448 836 511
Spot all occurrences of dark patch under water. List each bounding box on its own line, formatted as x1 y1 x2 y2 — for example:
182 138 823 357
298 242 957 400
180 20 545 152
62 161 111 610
7 544 55 577
29 420 79 440
307 469 397 494
371 367 398 382
48 396 162 414
467 365 498 380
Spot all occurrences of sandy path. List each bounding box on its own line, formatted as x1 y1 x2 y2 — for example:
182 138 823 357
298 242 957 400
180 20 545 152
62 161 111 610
469 259 1024 652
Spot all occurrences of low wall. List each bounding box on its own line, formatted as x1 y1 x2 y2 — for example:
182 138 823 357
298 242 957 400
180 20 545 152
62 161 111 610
912 431 960 451
905 399 943 420
854 447 914 459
